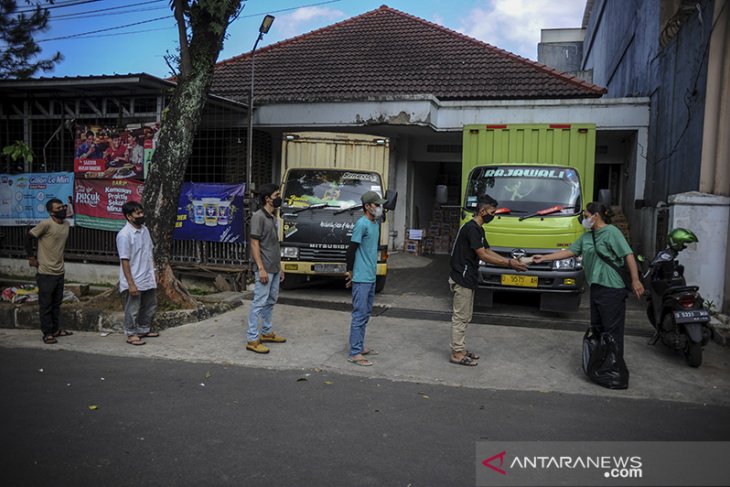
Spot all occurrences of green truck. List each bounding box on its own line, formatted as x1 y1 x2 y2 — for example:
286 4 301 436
461 123 596 311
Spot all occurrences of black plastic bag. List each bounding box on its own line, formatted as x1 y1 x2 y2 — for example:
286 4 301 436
583 328 629 389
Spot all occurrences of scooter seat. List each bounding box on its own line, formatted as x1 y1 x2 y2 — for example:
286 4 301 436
666 285 699 294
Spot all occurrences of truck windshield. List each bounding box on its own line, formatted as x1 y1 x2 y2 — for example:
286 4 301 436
465 165 582 215
283 169 383 209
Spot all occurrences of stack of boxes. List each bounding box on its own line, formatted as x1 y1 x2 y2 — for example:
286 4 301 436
404 204 461 255
610 206 631 241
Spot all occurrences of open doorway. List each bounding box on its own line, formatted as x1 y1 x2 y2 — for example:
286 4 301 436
409 160 462 254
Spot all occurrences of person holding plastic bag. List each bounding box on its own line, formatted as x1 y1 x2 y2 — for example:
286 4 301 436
532 202 643 387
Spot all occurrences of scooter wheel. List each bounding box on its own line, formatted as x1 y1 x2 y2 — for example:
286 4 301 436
684 341 702 368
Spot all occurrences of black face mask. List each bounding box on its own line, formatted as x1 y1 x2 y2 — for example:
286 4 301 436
134 216 145 226
53 210 66 220
271 197 282 208
483 214 495 224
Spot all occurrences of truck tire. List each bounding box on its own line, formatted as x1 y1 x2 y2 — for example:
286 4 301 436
375 275 386 293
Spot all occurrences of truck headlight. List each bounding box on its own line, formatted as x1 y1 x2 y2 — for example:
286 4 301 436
552 257 577 270
281 247 299 259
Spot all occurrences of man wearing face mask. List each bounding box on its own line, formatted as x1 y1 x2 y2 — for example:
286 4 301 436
344 191 387 366
25 198 72 344
448 194 528 366
116 201 159 346
246 183 287 354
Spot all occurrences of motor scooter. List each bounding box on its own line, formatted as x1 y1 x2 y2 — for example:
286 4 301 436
640 228 712 367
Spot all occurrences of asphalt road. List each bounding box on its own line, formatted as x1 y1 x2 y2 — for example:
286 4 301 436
2 349 729 487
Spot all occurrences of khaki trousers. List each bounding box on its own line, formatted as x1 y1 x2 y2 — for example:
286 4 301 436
449 278 475 353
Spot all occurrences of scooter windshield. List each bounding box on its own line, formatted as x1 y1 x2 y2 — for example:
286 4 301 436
464 165 582 215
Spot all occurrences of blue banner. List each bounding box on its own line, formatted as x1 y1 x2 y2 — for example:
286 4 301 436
173 182 245 243
0 172 75 226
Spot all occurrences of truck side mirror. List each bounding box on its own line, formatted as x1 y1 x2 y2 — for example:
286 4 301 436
384 190 398 211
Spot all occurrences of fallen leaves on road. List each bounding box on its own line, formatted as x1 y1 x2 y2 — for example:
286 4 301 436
88 405 98 410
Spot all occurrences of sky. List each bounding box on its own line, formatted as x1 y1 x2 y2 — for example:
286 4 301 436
28 0 588 78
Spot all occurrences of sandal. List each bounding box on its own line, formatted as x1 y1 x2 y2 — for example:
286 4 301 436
140 331 159 338
347 357 373 366
465 350 480 360
42 335 58 344
126 335 146 346
362 348 379 356
53 329 74 337
449 355 478 366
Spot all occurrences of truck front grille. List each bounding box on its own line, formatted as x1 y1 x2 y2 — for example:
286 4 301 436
299 248 347 262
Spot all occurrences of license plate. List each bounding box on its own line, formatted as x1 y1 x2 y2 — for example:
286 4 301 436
673 310 710 324
501 274 538 288
313 263 346 273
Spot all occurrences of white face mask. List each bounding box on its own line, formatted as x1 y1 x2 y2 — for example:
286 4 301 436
581 215 595 230
370 205 383 220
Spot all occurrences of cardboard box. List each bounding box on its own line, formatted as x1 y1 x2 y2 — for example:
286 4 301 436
405 239 422 254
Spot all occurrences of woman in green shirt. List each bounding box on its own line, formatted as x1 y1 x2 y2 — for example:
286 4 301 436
533 202 644 357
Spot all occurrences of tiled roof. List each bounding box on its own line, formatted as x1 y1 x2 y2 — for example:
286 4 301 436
211 5 606 103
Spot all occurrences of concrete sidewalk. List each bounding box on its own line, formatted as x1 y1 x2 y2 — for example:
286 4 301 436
1 300 729 407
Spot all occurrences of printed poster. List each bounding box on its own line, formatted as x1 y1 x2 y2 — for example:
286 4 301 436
73 123 159 181
0 172 75 226
173 182 245 243
74 178 144 231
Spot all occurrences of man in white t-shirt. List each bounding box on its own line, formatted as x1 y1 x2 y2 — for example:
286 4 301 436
116 200 158 346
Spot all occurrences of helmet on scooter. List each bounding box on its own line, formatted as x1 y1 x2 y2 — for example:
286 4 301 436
667 228 698 251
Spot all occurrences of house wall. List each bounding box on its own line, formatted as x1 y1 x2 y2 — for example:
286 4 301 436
583 0 713 205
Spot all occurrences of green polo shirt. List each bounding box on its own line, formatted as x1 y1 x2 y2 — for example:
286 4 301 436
569 225 633 289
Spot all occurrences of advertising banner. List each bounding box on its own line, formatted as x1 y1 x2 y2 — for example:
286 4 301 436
74 178 144 231
173 182 245 243
0 172 75 226
74 123 158 180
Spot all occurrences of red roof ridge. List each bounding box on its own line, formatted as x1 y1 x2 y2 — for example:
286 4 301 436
213 4 606 98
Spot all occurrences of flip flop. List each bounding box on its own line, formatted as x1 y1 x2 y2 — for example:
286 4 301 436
140 331 159 338
53 330 74 337
449 355 478 366
362 349 379 356
347 357 373 366
42 335 57 344
126 336 146 346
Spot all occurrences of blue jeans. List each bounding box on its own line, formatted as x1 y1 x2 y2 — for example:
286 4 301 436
247 270 280 342
349 281 376 356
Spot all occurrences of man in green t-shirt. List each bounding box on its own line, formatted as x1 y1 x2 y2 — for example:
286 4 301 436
25 198 72 344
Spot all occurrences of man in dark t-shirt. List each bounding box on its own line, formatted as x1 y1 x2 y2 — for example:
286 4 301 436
448 194 527 366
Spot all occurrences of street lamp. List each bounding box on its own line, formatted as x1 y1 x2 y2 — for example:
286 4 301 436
245 15 274 268
245 14 274 207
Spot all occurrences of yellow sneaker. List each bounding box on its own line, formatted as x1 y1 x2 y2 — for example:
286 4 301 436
260 332 287 343
246 340 270 354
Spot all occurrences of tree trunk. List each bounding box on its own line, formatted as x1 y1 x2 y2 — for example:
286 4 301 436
142 1 243 309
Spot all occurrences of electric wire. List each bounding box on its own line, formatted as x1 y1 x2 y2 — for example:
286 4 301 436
50 0 166 20
15 0 104 14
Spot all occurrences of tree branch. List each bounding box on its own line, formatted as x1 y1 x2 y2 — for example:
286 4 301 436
171 0 192 76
